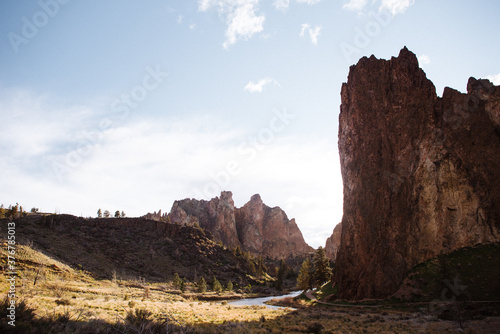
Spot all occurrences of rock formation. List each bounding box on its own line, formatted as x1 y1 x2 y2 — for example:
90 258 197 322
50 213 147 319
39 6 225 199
333 47 500 300
324 222 342 261
169 191 240 248
235 194 314 259
169 191 313 259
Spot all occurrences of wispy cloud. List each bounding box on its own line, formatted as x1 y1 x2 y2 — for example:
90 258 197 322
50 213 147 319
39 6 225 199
343 0 413 15
274 0 290 12
343 0 368 11
244 77 279 93
296 0 323 4
0 89 341 248
486 73 500 85
300 23 321 45
379 0 414 15
199 0 265 49
418 54 431 65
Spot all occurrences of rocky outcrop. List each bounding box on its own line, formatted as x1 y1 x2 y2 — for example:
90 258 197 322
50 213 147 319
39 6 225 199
143 209 168 221
235 194 314 259
169 192 313 259
324 222 342 261
334 47 500 300
169 191 240 248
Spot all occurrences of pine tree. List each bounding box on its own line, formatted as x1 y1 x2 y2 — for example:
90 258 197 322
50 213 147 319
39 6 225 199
212 276 222 293
256 255 266 277
120 210 126 218
97 208 102 218
226 281 233 292
296 258 312 291
103 210 110 218
275 260 287 291
173 273 181 289
313 246 332 288
197 277 207 293
180 278 186 293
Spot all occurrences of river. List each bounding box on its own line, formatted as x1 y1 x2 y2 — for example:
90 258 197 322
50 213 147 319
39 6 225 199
228 290 302 310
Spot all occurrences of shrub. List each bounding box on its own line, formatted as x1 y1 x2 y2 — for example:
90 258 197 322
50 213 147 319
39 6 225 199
55 298 72 306
197 277 207 293
212 276 222 293
126 308 152 327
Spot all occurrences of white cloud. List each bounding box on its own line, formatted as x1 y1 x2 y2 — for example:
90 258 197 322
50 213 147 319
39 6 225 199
198 0 265 49
189 23 197 30
0 90 342 248
343 0 413 15
296 0 323 4
418 54 431 65
177 14 183 24
274 0 290 11
343 0 368 11
379 0 414 15
244 77 279 93
300 24 321 45
485 73 500 85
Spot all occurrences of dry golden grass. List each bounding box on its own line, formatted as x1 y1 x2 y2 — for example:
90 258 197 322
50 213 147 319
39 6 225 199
2 243 499 333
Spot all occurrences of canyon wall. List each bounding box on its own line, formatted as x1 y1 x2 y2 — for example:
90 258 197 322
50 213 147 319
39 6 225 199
333 47 500 299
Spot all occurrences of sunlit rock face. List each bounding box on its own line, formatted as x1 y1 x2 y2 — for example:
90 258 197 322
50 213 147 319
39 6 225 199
236 194 314 259
325 222 342 261
334 47 500 300
169 191 313 259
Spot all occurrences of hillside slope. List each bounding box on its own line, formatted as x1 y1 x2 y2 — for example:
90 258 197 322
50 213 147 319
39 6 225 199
1 214 265 288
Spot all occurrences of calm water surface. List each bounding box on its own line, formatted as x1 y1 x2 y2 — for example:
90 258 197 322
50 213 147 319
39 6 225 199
228 290 301 310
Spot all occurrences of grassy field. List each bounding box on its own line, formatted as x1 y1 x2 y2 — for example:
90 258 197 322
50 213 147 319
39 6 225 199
2 242 500 333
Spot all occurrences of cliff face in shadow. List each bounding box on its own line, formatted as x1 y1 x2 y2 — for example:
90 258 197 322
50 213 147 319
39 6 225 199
333 47 500 300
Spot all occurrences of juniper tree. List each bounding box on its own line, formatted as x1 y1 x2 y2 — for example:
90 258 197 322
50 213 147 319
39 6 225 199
313 246 331 288
173 273 182 289
212 276 222 293
197 277 207 293
297 258 312 291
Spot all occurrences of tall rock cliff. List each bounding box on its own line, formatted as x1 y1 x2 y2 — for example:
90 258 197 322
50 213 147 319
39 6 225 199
324 222 342 261
235 194 314 259
169 191 313 259
334 47 500 300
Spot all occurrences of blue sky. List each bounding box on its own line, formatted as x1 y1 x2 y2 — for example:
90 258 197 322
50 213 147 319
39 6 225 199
1 0 499 248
